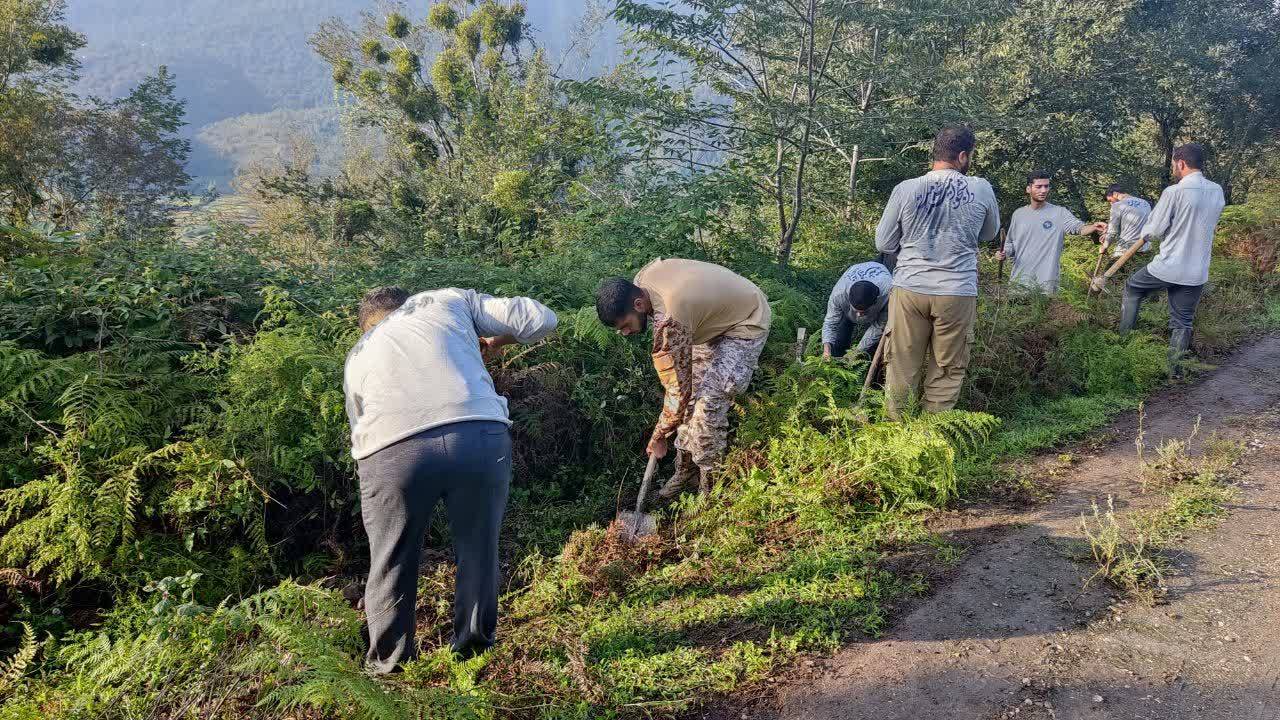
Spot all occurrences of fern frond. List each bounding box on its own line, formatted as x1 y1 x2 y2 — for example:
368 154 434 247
248 617 410 720
0 622 40 698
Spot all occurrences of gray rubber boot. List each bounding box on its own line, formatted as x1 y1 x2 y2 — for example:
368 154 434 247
1168 329 1193 379
1118 291 1142 335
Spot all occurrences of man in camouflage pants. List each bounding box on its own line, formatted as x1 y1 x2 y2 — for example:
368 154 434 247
596 259 772 497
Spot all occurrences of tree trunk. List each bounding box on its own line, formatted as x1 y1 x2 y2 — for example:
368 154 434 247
1063 173 1090 222
1156 114 1177 188
773 138 790 257
843 144 861 221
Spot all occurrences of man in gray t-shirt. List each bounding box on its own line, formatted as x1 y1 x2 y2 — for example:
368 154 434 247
995 172 1102 294
875 126 1001 419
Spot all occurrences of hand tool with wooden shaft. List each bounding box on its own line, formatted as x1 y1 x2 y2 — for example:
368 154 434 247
618 454 660 542
1087 242 1108 299
855 326 889 409
996 227 1008 284
1091 236 1149 295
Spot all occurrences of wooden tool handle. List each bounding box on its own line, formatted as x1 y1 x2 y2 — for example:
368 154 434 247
856 327 889 407
634 453 660 516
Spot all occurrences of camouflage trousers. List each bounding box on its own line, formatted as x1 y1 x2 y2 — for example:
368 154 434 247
674 334 767 470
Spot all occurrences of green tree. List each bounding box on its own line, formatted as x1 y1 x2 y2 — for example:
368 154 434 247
592 0 999 267
46 67 192 228
1124 0 1280 200
976 0 1137 216
0 0 84 221
309 1 615 256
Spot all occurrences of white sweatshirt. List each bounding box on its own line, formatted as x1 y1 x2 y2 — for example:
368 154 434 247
343 288 559 460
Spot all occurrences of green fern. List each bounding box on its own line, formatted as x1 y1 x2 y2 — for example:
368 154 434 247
561 305 628 352
0 340 210 585
245 618 411 720
0 623 39 699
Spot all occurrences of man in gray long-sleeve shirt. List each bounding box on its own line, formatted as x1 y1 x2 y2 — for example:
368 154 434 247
875 126 1001 418
343 286 558 672
822 261 892 359
1091 143 1225 376
1100 184 1152 259
995 171 1102 294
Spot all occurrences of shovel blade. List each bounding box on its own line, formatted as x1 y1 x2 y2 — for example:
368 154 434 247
616 511 657 542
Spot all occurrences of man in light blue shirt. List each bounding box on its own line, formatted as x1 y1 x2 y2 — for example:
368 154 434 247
1091 143 1225 376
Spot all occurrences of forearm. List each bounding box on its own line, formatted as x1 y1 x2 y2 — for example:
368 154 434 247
821 305 844 345
857 322 884 354
874 194 903 252
650 318 693 442
483 334 517 348
874 226 901 253
471 293 559 344
1105 214 1120 244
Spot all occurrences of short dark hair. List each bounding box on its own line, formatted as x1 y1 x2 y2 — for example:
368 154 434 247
1103 183 1126 199
847 280 880 311
358 286 410 329
1026 171 1051 186
932 125 976 163
596 277 642 326
1172 143 1205 169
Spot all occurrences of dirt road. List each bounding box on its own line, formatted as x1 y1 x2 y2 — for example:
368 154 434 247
723 336 1280 720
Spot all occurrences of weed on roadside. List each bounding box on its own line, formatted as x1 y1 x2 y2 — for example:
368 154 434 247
1081 428 1242 604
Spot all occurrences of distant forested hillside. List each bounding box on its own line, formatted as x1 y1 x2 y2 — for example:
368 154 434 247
67 0 619 187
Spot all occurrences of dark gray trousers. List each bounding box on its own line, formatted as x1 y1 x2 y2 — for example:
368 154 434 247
357 420 511 673
1122 266 1205 331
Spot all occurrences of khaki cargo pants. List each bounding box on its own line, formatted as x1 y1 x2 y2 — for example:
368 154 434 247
883 288 977 420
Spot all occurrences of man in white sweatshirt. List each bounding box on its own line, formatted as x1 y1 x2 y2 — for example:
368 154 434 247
343 286 558 672
1091 143 1225 376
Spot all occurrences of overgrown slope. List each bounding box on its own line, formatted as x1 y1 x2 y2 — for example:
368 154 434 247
1 193 1276 718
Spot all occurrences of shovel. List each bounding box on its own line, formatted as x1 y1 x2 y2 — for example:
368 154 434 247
618 454 660 542
1087 244 1108 299
854 327 889 413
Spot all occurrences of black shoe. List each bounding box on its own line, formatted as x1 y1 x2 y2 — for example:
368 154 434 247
451 640 493 660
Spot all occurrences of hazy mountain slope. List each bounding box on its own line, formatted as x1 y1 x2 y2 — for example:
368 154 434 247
66 0 619 187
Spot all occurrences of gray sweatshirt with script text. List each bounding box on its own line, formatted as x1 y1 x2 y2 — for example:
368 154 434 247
875 169 1002 297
